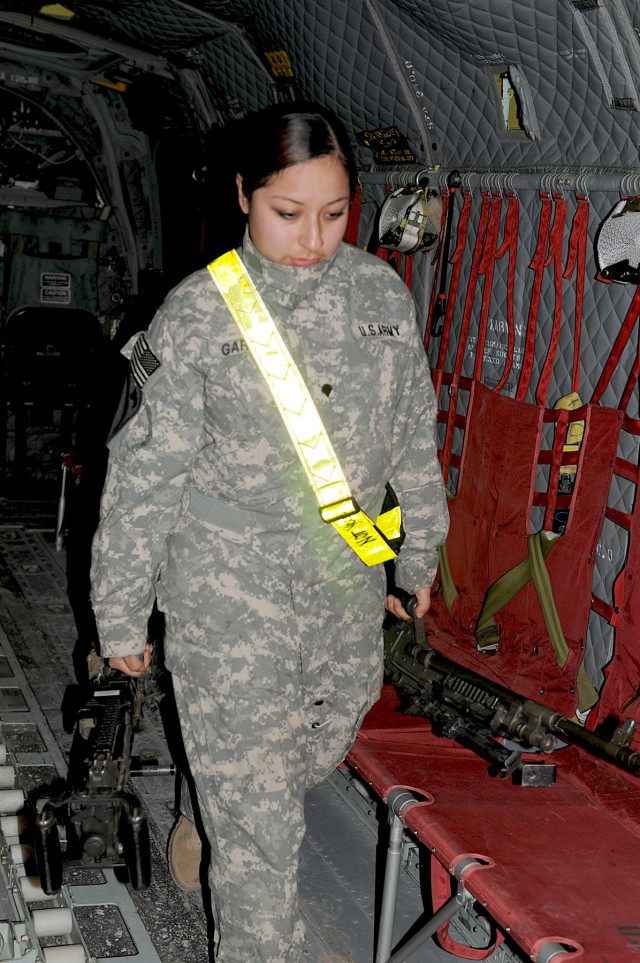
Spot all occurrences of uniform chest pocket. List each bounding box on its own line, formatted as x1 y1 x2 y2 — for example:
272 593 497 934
302 343 398 454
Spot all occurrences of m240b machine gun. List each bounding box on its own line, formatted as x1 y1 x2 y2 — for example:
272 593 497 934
33 664 173 895
385 592 640 785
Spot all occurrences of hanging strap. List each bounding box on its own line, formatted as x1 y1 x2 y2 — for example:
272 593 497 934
435 489 458 612
473 191 503 382
592 283 640 406
493 190 520 393
438 192 490 485
536 193 568 406
207 250 399 567
516 191 554 401
475 531 599 714
474 532 555 650
344 186 362 247
563 193 590 393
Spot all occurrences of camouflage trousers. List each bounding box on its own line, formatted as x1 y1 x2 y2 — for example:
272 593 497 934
166 596 383 963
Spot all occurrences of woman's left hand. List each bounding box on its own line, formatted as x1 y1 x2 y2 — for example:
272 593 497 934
385 586 431 623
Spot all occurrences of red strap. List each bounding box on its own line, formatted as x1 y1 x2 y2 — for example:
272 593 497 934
493 194 519 393
436 191 473 372
376 249 413 290
449 192 491 383
563 196 590 393
404 255 413 291
592 284 640 404
436 373 474 485
620 339 640 412
516 193 553 401
345 186 362 247
593 417 640 629
440 194 491 485
473 194 503 382
536 195 567 406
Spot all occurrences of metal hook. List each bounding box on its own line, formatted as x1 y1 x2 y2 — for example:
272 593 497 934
620 172 640 198
460 171 476 192
574 172 591 201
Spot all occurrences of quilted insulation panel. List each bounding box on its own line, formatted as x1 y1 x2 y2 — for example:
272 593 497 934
7 0 640 169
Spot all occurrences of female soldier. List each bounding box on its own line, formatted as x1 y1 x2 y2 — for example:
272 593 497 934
90 102 448 963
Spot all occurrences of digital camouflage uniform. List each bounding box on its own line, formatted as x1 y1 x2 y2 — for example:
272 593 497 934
90 231 449 963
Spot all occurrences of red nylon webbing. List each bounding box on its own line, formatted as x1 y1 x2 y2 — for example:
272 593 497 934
345 186 362 247
536 195 567 406
375 248 412 289
440 194 492 481
563 196 590 393
454 192 491 379
592 285 640 405
439 198 491 484
516 193 553 401
473 194 503 383
620 341 640 412
493 193 519 394
593 409 640 727
436 373 474 483
593 417 640 629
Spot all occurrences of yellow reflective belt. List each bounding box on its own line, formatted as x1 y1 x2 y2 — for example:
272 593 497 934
208 249 398 567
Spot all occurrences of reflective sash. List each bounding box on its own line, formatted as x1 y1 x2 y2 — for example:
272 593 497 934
208 249 399 566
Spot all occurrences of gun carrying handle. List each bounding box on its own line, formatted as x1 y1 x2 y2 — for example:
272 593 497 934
390 587 427 646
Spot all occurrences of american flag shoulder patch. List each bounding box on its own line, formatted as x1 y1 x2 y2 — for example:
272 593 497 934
130 334 161 387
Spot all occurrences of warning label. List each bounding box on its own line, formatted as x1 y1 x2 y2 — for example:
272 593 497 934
40 272 71 304
356 127 416 164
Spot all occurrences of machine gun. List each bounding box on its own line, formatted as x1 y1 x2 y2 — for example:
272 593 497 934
384 591 640 785
33 656 173 894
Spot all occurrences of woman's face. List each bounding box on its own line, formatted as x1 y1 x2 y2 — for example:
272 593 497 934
236 154 350 266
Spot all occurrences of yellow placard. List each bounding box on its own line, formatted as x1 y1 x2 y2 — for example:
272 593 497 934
264 50 294 78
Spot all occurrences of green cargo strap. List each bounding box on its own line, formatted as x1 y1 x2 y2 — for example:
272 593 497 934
437 542 458 613
476 531 599 715
475 532 555 650
436 490 458 612
528 531 599 714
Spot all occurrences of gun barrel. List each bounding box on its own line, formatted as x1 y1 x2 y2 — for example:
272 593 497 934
547 713 640 773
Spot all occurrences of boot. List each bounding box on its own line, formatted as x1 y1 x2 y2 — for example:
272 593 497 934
167 814 202 892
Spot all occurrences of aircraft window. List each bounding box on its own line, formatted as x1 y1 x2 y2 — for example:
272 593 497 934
498 72 523 131
488 65 541 141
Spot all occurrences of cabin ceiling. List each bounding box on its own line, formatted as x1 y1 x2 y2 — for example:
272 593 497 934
0 0 639 172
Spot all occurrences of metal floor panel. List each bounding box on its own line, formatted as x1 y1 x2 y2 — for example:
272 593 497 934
0 515 453 963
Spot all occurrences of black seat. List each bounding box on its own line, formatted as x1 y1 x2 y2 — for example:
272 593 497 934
1 307 103 489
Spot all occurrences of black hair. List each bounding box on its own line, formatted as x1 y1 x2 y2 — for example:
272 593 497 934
234 101 357 197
